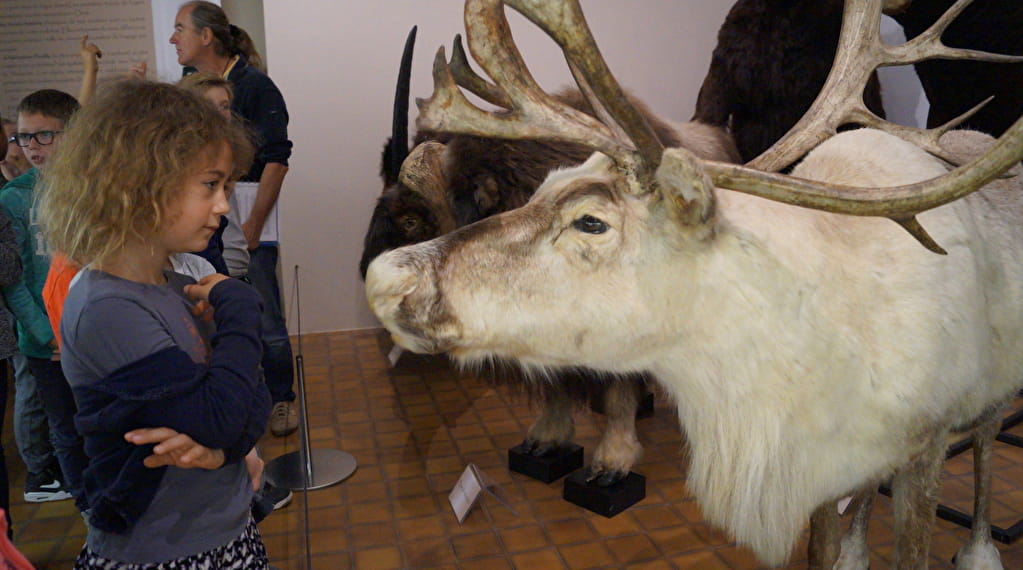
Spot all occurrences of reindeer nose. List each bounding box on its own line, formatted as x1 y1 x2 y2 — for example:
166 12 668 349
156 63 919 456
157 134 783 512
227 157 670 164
364 252 419 320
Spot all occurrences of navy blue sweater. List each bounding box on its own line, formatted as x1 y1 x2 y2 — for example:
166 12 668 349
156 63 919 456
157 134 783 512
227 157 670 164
71 278 271 533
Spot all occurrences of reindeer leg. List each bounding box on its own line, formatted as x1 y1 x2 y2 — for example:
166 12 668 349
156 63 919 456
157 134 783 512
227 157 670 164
585 379 643 486
808 501 840 570
954 410 1004 570
891 431 948 569
522 384 575 456
835 486 876 570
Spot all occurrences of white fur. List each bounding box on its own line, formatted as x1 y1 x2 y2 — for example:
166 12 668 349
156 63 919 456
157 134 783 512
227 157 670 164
365 129 1023 566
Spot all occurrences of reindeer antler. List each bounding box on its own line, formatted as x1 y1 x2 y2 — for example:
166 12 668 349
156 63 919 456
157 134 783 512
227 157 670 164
415 0 664 190
425 0 1022 253
751 0 1023 172
448 34 513 110
706 113 1023 253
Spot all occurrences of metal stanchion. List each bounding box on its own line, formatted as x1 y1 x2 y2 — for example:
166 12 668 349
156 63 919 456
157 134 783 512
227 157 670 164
265 265 357 489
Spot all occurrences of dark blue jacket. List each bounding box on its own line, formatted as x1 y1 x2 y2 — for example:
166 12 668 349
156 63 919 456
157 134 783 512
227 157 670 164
72 279 271 533
228 55 293 182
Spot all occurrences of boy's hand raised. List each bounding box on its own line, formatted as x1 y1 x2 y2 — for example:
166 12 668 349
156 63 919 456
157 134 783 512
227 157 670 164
128 61 148 80
80 34 102 71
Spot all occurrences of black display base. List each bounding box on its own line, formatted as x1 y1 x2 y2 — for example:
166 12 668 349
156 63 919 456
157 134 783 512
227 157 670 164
563 470 646 518
508 443 584 483
589 390 655 419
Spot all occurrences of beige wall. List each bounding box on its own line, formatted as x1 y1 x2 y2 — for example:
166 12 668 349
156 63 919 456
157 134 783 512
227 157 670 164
263 0 733 333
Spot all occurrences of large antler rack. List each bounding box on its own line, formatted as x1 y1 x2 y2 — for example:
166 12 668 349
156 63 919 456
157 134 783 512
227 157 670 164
415 0 665 191
706 113 1023 253
750 0 1023 172
709 0 1023 253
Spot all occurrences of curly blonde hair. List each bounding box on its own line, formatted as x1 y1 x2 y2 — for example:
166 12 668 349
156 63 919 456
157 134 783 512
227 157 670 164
38 79 253 265
178 71 234 99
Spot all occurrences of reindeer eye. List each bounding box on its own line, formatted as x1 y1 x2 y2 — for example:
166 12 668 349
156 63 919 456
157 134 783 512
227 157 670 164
572 215 608 234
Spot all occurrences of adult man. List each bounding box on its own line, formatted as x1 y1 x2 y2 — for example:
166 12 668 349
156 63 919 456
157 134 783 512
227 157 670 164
171 1 298 438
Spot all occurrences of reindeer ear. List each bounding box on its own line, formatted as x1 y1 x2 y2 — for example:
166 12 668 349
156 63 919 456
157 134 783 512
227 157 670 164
655 148 715 225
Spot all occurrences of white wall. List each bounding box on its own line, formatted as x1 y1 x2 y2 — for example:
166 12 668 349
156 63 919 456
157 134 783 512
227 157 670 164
263 0 733 333
879 15 928 128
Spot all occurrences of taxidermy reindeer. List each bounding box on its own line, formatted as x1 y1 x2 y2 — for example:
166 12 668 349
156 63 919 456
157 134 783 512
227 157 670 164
361 28 739 486
365 0 1023 567
692 0 887 164
887 0 1022 138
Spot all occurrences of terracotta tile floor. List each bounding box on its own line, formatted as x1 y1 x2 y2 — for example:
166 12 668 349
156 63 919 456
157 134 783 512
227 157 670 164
7 329 1023 569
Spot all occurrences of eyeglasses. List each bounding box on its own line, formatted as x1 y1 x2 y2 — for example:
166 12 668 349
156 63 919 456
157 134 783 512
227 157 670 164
14 131 62 147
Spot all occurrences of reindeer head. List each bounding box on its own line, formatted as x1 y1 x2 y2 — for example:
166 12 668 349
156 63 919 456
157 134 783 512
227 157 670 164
359 24 710 278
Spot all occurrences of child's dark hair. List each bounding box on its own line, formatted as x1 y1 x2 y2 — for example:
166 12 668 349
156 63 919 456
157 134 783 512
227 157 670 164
38 79 254 265
184 1 265 73
16 89 80 125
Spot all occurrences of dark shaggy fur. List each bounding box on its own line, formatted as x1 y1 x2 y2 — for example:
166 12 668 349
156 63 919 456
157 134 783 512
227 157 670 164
473 359 648 414
890 0 1022 137
692 0 886 164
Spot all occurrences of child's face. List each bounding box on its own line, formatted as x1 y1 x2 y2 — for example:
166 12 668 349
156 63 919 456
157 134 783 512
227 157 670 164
16 113 64 170
160 143 233 254
203 87 232 120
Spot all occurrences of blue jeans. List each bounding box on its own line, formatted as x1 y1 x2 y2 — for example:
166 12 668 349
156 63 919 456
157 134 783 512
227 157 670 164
25 357 88 511
248 245 295 403
12 353 55 474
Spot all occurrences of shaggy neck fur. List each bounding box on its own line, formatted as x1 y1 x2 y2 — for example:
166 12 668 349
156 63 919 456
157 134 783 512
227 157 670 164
636 130 1023 564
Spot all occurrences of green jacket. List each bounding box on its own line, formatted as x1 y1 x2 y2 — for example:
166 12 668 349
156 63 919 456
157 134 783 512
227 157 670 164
1 168 55 358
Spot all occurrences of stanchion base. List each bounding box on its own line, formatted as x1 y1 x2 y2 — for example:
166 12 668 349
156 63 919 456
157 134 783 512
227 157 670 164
264 449 357 491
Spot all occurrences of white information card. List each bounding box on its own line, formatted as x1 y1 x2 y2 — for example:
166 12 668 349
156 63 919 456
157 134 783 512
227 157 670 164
448 464 517 524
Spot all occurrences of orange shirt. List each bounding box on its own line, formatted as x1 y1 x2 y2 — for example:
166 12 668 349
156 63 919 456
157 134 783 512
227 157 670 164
42 252 81 350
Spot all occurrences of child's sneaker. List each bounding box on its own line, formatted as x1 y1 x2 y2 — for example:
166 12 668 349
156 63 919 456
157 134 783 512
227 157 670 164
263 483 293 511
24 469 72 502
251 482 292 523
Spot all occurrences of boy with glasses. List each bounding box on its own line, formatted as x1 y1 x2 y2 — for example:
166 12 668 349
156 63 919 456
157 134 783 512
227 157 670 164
1 89 88 512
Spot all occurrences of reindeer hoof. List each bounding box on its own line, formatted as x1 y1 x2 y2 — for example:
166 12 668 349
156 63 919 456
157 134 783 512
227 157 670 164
583 465 628 487
521 438 562 457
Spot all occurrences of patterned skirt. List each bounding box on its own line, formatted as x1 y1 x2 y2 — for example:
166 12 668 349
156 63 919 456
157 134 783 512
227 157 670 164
74 518 268 569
